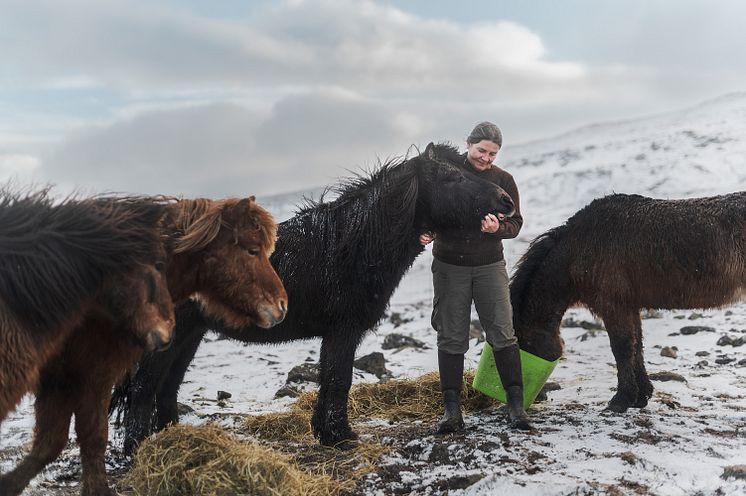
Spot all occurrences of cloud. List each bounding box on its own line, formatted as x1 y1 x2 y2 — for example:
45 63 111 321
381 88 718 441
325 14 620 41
41 91 433 196
0 0 587 103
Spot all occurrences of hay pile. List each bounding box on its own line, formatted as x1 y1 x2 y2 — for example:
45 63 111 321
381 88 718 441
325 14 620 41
125 424 341 496
126 371 496 495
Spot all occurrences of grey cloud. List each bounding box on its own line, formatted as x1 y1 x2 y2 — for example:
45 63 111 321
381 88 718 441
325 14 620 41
1 0 586 101
41 92 430 197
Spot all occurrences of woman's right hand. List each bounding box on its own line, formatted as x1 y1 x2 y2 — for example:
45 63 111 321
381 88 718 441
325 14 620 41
419 231 435 246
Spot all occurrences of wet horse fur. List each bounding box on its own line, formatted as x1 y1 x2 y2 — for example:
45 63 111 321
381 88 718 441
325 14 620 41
0 189 170 425
510 192 746 412
113 142 516 450
0 196 286 496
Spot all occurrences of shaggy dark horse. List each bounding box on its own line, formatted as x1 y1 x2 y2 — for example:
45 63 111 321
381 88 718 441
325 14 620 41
510 192 746 413
113 143 516 451
0 196 287 496
0 189 173 426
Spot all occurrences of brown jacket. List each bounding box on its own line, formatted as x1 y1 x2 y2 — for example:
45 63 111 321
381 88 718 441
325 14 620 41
432 154 522 266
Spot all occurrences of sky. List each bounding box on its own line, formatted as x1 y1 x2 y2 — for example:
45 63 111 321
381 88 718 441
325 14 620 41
2 0 746 197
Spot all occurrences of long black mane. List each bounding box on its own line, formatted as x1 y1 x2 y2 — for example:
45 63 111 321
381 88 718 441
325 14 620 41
0 188 164 330
509 226 566 323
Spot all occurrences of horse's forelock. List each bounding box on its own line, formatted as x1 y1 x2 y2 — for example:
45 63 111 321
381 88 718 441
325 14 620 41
170 198 277 254
170 198 223 254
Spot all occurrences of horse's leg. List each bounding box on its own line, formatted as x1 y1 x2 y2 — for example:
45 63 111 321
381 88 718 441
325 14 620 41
74 374 117 496
122 304 208 456
603 311 640 413
0 382 73 496
312 332 360 447
632 317 653 408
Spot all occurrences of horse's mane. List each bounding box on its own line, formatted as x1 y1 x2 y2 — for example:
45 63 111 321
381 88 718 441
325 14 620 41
291 154 421 258
121 196 277 255
510 225 566 320
0 188 164 330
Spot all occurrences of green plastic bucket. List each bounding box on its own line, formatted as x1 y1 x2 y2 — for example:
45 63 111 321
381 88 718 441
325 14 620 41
472 343 559 410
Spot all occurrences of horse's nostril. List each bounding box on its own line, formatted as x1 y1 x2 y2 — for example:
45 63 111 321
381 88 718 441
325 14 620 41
279 299 287 314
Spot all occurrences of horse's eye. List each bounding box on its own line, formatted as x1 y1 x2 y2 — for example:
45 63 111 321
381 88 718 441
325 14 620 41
247 248 260 257
155 261 166 272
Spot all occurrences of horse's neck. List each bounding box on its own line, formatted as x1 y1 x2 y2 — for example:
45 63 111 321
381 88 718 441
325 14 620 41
166 252 200 303
513 262 573 360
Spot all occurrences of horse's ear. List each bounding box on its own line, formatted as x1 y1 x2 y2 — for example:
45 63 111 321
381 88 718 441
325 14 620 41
424 142 437 160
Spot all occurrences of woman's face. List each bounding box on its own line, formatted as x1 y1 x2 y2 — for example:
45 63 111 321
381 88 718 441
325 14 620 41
466 139 500 172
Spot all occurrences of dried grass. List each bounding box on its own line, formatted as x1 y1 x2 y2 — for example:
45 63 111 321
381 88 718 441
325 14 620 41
125 423 341 496
292 370 492 421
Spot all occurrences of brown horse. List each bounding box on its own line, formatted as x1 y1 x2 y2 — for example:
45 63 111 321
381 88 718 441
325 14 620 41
510 192 746 412
0 196 287 496
0 190 174 426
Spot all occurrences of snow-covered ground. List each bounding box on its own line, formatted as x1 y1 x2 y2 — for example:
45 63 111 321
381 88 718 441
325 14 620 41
4 93 746 494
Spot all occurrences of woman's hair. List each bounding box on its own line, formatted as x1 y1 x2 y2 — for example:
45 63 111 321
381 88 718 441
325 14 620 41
467 121 502 148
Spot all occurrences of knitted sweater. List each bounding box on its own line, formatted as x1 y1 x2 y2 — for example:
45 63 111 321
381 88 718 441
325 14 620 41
432 155 522 266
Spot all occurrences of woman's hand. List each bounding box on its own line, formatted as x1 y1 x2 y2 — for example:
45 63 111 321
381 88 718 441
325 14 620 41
480 213 501 233
419 231 435 246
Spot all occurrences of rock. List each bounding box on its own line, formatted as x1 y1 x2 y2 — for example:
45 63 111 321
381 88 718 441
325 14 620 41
469 319 485 342
620 451 638 465
274 384 302 399
354 352 389 378
382 333 428 350
534 381 562 402
680 326 715 335
177 402 195 416
649 371 687 382
446 474 484 490
562 317 605 330
389 311 413 328
717 335 745 347
722 465 746 480
695 351 710 357
696 360 709 368
688 312 704 320
660 347 677 359
286 362 320 384
217 390 232 401
725 310 734 316
715 357 736 365
641 309 662 319
738 359 746 367
217 400 227 408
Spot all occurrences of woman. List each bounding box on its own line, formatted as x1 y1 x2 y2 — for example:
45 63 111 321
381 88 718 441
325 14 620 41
420 121 531 433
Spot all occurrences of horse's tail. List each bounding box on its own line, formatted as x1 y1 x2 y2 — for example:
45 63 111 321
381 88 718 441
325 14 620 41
109 376 131 422
510 225 566 319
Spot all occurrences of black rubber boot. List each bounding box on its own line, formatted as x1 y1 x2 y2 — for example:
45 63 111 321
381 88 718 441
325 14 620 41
493 344 533 430
437 350 465 434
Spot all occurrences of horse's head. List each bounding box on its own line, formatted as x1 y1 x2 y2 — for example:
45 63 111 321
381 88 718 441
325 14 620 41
412 142 515 231
99 250 176 353
175 197 288 329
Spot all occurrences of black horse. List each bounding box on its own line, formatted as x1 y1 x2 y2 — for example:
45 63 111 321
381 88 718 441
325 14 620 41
113 143 515 450
511 192 746 412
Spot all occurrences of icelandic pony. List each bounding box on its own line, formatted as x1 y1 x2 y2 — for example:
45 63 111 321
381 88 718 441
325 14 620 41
113 142 516 450
0 189 173 425
510 192 746 412
0 196 286 496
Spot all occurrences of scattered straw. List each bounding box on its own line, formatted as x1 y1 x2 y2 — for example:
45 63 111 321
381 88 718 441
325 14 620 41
125 423 342 496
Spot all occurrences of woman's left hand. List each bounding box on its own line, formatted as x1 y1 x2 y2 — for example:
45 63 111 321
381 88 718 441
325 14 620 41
480 213 500 233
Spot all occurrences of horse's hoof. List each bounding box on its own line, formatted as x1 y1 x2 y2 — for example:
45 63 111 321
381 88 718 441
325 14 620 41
605 402 629 413
319 427 358 448
632 398 649 408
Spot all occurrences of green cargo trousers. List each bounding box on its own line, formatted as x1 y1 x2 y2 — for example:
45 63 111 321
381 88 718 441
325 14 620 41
431 258 518 355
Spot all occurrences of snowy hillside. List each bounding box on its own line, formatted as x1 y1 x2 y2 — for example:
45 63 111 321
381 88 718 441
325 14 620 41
3 94 746 495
